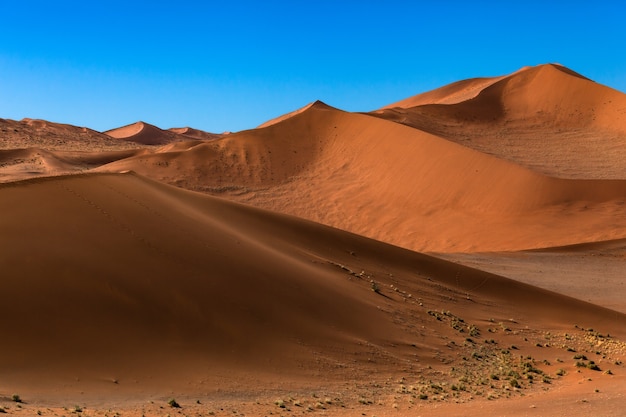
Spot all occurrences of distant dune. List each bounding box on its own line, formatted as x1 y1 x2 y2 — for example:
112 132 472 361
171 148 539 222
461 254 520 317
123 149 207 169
104 121 184 145
0 117 143 151
168 126 224 141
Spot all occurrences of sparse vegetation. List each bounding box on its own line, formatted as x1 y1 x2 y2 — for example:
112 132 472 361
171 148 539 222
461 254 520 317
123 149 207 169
587 362 601 371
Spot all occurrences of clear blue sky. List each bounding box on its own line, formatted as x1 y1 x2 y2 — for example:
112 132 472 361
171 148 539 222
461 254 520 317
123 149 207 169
1 1 625 133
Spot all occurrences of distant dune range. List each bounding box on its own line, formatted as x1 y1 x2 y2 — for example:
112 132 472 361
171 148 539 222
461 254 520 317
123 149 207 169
2 64 626 413
104 121 224 145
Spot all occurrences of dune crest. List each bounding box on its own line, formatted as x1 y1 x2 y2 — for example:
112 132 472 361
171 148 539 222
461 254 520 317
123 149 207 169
258 100 337 128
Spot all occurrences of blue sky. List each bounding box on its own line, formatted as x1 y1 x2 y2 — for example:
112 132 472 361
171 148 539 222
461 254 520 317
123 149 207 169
1 1 625 133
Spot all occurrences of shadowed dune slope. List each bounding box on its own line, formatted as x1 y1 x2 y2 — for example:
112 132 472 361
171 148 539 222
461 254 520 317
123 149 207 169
1 172 624 397
104 121 184 145
97 103 626 252
373 64 626 179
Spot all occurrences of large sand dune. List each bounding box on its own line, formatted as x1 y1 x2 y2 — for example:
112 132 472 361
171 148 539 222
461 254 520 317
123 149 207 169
374 64 626 179
1 172 624 408
97 101 626 252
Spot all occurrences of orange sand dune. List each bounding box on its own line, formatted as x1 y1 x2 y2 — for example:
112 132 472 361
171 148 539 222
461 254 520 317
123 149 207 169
168 126 223 141
383 75 506 108
0 147 76 181
0 147 147 182
97 102 626 252
1 172 624 405
257 100 334 127
104 121 184 145
373 64 626 179
0 117 145 151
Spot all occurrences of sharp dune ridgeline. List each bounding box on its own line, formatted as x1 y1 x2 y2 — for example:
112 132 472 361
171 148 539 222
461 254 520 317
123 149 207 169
2 64 626 415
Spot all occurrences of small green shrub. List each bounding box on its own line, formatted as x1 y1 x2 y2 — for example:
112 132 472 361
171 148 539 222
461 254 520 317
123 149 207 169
587 362 601 371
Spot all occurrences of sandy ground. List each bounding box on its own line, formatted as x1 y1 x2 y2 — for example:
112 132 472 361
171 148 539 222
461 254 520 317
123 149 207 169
1 64 626 415
436 240 626 314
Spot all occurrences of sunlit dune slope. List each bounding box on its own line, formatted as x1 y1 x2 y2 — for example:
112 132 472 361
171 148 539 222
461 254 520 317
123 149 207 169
1 172 624 396
373 64 626 179
97 102 626 252
104 121 184 145
382 75 506 108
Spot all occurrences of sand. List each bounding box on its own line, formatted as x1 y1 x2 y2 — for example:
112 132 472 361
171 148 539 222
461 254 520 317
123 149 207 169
1 63 626 415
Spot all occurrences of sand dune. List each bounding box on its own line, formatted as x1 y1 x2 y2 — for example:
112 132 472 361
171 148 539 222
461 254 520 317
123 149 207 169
0 147 76 181
168 126 223 141
0 147 148 183
104 121 184 145
97 101 626 252
373 64 626 179
257 100 334 127
0 117 145 151
383 75 506 108
1 172 624 404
